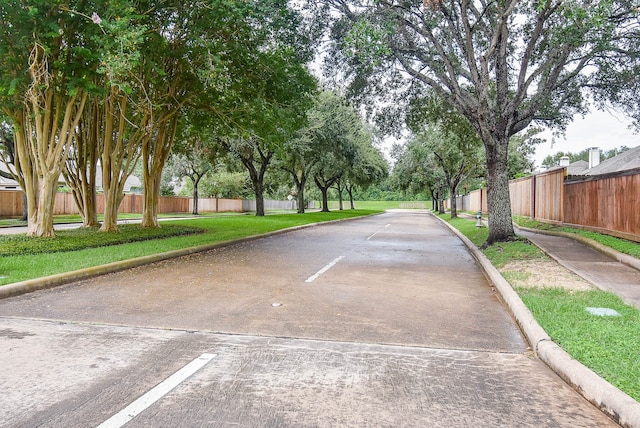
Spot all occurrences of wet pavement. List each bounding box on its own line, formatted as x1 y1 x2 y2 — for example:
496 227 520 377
0 211 618 427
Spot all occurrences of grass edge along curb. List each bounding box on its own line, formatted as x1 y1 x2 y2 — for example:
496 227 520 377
432 213 640 428
0 213 379 300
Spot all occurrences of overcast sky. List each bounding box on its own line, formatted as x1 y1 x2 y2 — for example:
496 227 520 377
533 110 639 169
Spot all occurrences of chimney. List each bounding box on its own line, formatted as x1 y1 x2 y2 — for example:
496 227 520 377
589 147 601 168
559 156 570 167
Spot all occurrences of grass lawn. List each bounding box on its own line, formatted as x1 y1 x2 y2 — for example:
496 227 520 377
0 209 380 286
439 213 640 402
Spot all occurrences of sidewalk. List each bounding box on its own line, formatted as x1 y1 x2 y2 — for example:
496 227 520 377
516 226 640 309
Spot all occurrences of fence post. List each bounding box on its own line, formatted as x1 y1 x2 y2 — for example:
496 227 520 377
531 174 536 220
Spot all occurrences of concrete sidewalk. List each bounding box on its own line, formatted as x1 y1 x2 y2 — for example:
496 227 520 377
516 226 640 309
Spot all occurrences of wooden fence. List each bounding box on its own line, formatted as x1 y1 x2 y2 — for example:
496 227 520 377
0 191 258 217
562 169 640 242
449 167 640 242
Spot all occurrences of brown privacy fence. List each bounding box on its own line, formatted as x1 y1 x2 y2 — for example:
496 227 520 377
448 167 640 242
0 191 251 217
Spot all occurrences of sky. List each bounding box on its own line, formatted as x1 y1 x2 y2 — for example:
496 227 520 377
533 110 639 170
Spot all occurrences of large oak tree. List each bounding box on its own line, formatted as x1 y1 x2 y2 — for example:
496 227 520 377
321 0 640 244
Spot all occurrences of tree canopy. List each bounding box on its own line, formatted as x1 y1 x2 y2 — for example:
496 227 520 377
319 0 640 244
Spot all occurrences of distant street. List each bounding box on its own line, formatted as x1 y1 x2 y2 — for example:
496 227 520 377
0 210 615 427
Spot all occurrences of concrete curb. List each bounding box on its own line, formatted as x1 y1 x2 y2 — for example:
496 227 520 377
514 224 640 272
0 214 374 300
434 213 640 428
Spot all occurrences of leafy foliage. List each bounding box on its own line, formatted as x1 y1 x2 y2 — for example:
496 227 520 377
319 0 640 243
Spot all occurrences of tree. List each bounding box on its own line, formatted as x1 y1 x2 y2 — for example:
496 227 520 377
412 125 483 218
303 92 369 212
390 139 447 212
171 118 226 215
203 2 316 216
63 100 101 228
0 2 100 236
321 0 640 244
407 96 483 218
342 133 388 209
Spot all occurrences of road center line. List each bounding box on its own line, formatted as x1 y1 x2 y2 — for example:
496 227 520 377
366 224 391 240
96 353 217 428
305 256 345 283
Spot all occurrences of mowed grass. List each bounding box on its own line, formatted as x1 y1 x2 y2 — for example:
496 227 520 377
0 210 380 285
518 287 640 401
439 213 640 402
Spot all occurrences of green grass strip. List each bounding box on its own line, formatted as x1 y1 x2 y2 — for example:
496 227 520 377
518 287 640 402
440 213 640 402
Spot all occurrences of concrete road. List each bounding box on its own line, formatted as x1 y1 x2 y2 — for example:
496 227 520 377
0 211 616 427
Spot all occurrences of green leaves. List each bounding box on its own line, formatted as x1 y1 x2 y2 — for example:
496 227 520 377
345 19 392 66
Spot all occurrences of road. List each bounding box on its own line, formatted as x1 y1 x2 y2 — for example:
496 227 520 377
0 210 615 427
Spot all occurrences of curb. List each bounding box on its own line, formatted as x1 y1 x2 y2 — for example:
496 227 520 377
433 213 640 428
0 214 376 300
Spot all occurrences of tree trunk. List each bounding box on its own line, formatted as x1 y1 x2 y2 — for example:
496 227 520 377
346 184 355 209
65 103 100 228
438 186 446 215
253 176 266 216
141 114 178 228
142 171 161 228
314 173 341 213
449 191 458 219
33 173 59 237
192 175 201 215
23 88 87 237
484 137 516 244
295 173 307 214
101 184 124 232
81 181 99 228
21 193 27 222
449 177 462 219
320 187 330 212
430 189 437 212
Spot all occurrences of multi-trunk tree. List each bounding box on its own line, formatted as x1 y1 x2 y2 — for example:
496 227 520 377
0 2 100 236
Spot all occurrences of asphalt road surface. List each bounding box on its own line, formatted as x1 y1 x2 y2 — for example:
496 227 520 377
0 210 616 427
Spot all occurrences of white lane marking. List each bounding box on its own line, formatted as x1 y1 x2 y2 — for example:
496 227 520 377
366 224 391 241
96 353 217 428
305 256 345 283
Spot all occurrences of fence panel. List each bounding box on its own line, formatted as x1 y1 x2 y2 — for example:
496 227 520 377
533 169 564 223
53 193 79 215
190 198 244 213
509 176 532 217
158 196 189 214
564 171 640 241
0 190 23 216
